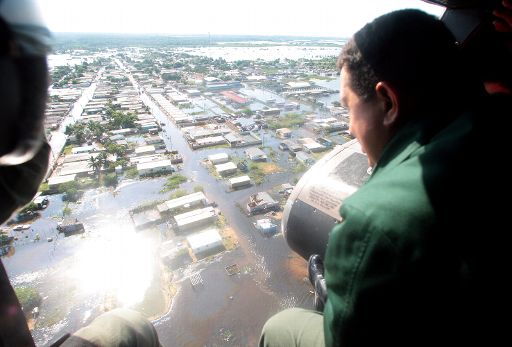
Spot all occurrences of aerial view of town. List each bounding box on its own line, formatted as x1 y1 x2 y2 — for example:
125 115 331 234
1 33 353 346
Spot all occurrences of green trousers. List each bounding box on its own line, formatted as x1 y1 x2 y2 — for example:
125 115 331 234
259 308 325 347
58 308 161 347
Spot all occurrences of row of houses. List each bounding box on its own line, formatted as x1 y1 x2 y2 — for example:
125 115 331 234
131 191 225 259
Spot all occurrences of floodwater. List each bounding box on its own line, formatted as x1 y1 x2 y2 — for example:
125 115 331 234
176 46 340 62
3 57 324 346
3 180 169 346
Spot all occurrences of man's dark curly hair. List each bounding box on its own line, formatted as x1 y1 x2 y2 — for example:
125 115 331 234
336 9 477 114
336 39 378 101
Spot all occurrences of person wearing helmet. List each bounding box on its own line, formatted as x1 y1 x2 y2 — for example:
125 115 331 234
0 1 161 346
260 5 510 347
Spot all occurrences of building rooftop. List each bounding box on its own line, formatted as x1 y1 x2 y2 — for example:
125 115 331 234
187 228 222 250
208 153 229 162
174 206 216 228
215 162 237 172
137 159 173 171
48 174 77 186
229 176 251 184
287 81 311 89
135 145 156 154
158 192 208 213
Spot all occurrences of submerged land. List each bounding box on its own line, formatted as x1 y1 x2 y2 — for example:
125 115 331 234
1 34 352 346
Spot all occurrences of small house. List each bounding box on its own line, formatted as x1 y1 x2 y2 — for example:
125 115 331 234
57 219 85 237
247 192 279 214
174 207 217 232
229 176 251 189
255 219 278 235
208 153 229 165
215 162 237 176
157 192 208 215
245 147 267 162
135 145 156 156
276 128 292 139
187 228 224 258
137 160 173 176
48 174 76 190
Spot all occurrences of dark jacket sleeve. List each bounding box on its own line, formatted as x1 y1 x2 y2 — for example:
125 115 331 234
324 201 436 347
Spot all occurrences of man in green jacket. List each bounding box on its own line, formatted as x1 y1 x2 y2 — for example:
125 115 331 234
260 8 504 347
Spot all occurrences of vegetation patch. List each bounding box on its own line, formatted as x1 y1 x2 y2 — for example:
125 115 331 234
220 225 238 251
38 182 49 193
62 203 72 216
169 189 188 200
160 174 187 193
14 286 41 315
267 113 306 130
63 145 74 155
125 167 139 178
36 308 66 329
131 200 165 213
292 163 307 174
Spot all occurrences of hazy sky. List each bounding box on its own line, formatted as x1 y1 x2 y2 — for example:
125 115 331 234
39 0 445 37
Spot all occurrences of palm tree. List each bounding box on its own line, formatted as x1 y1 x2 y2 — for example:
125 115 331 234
88 155 101 175
97 152 109 170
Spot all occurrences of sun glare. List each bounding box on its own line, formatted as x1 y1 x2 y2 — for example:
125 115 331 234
70 224 154 307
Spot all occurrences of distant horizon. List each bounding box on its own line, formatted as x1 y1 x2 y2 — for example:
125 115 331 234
52 32 345 40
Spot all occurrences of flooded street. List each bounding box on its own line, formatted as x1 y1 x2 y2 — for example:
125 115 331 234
4 86 315 347
141 86 315 345
1 48 342 346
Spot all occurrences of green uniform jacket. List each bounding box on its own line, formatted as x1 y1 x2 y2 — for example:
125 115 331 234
323 110 501 346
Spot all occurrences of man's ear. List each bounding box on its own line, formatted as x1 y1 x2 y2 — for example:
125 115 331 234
375 81 399 127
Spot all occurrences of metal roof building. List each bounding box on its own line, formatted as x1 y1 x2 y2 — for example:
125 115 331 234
174 206 217 232
208 153 229 165
157 192 208 215
215 162 237 176
187 228 224 258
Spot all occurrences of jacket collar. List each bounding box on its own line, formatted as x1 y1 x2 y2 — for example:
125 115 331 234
370 118 439 178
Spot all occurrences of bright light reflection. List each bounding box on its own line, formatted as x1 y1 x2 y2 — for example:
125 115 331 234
70 224 153 307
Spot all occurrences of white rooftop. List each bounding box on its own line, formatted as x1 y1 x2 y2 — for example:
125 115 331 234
187 228 222 250
215 162 237 172
256 218 276 230
48 174 76 186
247 75 267 81
71 145 95 154
229 176 251 184
135 145 156 154
287 81 311 89
137 159 173 171
174 206 216 228
208 153 229 162
161 192 207 211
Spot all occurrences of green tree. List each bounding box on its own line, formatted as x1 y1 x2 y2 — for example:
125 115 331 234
62 204 72 216
241 108 253 116
65 123 86 143
106 142 127 157
87 121 105 140
88 155 101 175
104 173 118 187
161 72 181 81
97 152 109 169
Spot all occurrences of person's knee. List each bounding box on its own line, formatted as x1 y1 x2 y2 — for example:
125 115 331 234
62 308 160 347
260 308 324 347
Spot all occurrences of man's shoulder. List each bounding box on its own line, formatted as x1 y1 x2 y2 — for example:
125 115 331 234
341 153 435 238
